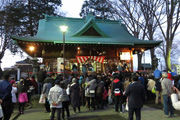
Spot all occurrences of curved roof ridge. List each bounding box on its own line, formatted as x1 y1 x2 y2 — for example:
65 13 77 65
42 14 121 24
71 18 109 37
42 14 85 21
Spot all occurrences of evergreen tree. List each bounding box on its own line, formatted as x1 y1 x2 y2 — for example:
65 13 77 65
4 0 62 36
0 0 62 70
80 0 114 19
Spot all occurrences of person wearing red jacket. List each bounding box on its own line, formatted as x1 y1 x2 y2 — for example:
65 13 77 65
31 76 38 94
167 73 172 81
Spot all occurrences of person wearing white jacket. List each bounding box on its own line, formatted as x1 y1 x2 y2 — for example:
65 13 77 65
171 87 180 110
10 80 17 113
48 80 63 120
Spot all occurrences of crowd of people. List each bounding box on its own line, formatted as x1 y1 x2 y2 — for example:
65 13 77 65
0 67 180 120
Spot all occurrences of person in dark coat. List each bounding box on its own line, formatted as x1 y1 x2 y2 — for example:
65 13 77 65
42 79 52 112
70 78 81 113
155 78 163 104
44 74 55 87
24 77 33 109
0 73 12 120
37 68 46 94
60 82 70 119
85 76 97 110
124 75 145 120
95 81 104 109
72 63 77 78
136 72 145 86
51 73 61 81
31 76 38 94
123 68 131 81
112 74 124 113
82 62 87 77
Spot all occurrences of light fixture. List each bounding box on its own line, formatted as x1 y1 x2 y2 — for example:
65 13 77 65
77 47 80 50
29 46 35 51
60 25 68 33
42 49 45 56
141 49 144 52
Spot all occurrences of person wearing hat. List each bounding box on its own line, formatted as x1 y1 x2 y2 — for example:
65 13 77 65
48 80 63 120
70 78 81 113
161 72 174 118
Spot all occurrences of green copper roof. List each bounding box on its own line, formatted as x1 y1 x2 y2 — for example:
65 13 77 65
12 14 161 46
71 17 109 37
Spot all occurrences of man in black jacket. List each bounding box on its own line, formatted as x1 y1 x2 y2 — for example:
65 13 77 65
37 68 46 94
155 78 163 104
124 75 145 120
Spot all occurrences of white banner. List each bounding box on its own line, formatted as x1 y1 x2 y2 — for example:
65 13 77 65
120 52 130 60
57 58 63 72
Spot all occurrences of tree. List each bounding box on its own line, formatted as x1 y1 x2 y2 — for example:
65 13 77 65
80 0 114 19
4 0 62 36
0 0 15 65
138 0 163 70
138 0 180 71
109 0 147 70
0 0 63 70
109 0 180 71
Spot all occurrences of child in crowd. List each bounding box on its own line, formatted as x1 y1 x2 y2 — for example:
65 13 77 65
11 81 17 113
18 88 28 114
103 87 108 108
108 86 113 105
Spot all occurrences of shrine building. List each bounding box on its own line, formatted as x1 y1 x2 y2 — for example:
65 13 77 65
12 13 161 73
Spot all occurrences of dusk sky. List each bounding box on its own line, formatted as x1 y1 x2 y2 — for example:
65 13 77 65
2 0 85 70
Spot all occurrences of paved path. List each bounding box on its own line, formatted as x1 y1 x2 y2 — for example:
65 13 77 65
10 104 180 120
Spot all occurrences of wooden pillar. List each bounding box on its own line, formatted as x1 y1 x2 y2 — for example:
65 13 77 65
78 63 80 74
96 62 97 72
130 50 133 72
101 63 103 73
116 48 119 61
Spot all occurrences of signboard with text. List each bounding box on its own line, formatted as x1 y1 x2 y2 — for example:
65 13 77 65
120 52 130 60
176 65 180 75
57 58 63 72
37 57 43 63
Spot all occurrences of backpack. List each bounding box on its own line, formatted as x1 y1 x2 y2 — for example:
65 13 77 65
96 86 103 96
